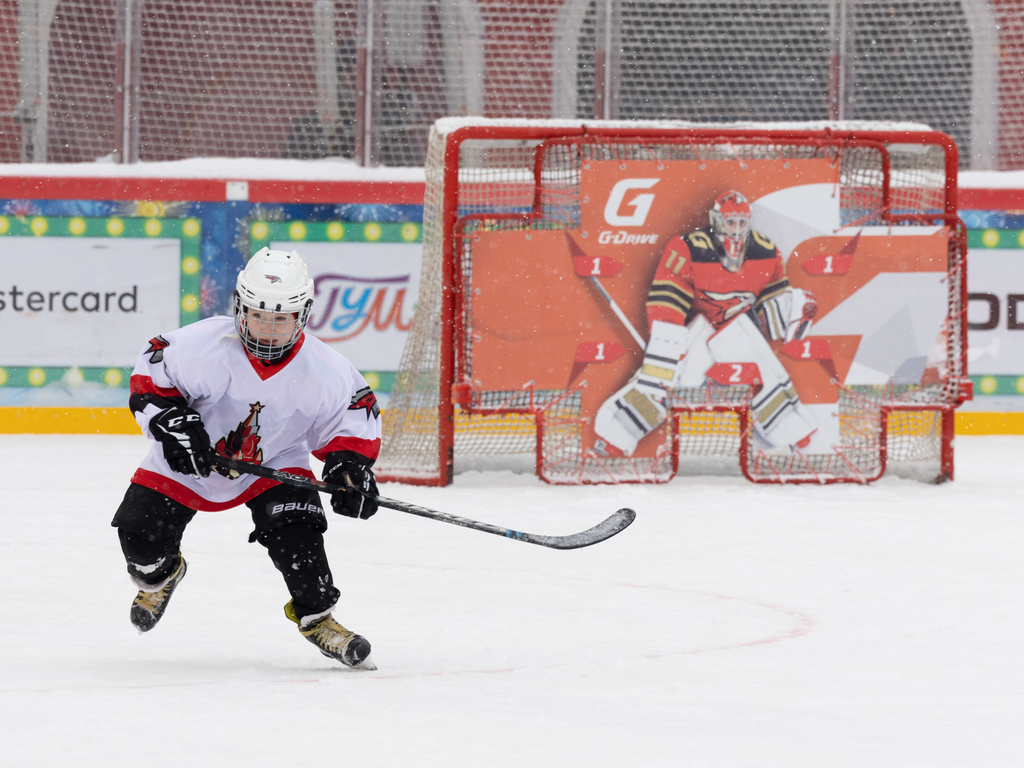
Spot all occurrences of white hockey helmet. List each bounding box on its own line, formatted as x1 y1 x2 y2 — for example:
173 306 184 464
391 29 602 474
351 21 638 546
233 247 315 360
709 190 753 272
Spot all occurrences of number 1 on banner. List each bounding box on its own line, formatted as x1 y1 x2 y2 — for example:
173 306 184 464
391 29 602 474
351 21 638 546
572 255 623 277
575 341 626 363
782 338 832 361
802 252 853 276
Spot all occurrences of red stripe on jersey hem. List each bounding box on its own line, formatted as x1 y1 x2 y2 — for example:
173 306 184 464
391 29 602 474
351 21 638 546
312 436 382 463
243 333 306 380
130 466 316 512
129 374 185 400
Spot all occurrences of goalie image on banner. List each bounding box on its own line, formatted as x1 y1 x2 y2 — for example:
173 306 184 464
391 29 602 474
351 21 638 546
465 157 950 468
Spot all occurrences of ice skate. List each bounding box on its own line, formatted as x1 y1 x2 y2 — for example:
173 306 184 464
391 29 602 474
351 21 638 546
130 555 187 633
285 600 376 670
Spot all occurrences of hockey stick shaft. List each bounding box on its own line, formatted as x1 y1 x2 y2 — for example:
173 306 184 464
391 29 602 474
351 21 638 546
211 455 635 550
588 276 647 350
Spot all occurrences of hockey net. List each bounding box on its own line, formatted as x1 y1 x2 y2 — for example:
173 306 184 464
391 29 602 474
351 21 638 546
377 119 969 486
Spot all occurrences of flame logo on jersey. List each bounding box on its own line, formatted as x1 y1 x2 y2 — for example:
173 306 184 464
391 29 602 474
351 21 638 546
704 290 757 322
213 401 265 479
348 386 380 419
145 335 169 364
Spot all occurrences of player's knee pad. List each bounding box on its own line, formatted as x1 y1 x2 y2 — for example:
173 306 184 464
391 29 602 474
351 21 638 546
118 528 180 587
247 484 328 547
111 483 196 564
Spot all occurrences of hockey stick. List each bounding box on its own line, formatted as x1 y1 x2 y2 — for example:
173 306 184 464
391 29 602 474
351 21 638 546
211 455 636 550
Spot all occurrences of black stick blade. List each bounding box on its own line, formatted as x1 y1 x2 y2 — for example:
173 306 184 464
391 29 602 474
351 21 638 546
520 508 636 550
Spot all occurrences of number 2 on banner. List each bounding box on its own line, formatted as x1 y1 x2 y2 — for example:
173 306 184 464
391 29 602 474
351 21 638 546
706 363 762 386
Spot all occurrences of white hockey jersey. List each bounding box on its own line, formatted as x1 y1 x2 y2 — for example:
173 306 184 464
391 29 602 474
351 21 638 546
128 316 382 511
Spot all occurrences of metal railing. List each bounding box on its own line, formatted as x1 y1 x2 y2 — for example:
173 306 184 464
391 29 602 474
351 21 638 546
1 0 1013 169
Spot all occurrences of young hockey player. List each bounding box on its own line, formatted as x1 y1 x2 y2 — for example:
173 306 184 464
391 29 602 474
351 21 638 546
112 247 381 669
595 190 818 456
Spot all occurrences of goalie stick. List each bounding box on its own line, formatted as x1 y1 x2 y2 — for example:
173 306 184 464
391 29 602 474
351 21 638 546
211 455 636 550
588 276 647 350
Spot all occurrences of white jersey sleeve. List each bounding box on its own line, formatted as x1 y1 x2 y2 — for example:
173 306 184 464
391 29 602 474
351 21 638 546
303 340 383 466
128 330 195 439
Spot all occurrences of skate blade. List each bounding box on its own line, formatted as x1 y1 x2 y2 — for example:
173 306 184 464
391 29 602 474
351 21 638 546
317 649 377 670
352 653 377 671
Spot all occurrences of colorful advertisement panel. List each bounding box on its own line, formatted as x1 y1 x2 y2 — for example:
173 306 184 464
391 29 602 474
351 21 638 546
0 215 199 394
467 159 950 459
964 228 1024 408
259 220 421 394
0 189 423 411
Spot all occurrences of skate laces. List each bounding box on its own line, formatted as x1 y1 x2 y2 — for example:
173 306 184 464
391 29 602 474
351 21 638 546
303 614 355 652
134 588 167 613
133 558 184 613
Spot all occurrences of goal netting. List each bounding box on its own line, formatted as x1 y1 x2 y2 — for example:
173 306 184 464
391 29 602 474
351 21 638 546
368 120 967 485
376 120 966 487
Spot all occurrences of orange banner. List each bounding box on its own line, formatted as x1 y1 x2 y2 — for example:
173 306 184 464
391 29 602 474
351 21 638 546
467 158 950 459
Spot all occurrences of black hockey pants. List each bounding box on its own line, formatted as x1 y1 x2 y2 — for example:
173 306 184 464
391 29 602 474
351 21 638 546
112 482 342 620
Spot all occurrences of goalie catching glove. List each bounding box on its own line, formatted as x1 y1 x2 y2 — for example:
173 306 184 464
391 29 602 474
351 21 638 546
755 287 817 342
149 405 212 478
323 452 378 519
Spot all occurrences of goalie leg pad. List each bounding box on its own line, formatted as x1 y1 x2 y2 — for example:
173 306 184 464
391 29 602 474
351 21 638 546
594 380 668 456
594 320 688 455
636 320 689 397
708 314 816 448
674 314 715 388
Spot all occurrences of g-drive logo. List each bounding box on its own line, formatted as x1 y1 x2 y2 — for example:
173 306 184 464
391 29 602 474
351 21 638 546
600 178 660 245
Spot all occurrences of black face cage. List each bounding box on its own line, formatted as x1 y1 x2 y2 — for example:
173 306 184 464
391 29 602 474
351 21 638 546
232 291 313 361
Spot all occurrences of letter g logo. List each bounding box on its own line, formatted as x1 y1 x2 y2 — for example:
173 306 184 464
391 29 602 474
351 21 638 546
603 178 660 226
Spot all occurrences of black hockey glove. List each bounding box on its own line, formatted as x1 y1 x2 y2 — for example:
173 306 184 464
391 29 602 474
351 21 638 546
323 452 378 520
150 405 212 478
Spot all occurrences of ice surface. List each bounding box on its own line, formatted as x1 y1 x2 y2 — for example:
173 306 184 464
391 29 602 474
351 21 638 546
2 434 1024 766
